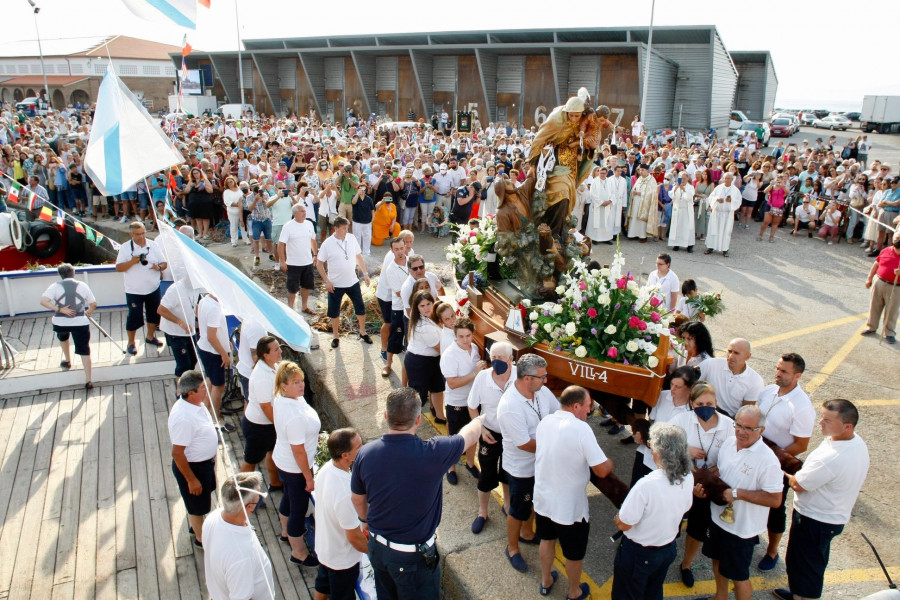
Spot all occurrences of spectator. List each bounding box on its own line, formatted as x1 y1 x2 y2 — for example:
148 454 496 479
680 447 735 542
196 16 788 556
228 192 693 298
115 221 167 355
316 216 372 348
39 263 97 389
277 203 318 314
351 181 376 255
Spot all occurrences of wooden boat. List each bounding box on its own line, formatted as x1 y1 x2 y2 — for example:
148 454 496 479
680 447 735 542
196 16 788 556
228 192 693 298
461 279 669 406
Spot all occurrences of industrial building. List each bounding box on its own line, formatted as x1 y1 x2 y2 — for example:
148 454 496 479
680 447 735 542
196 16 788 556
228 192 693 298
177 26 777 133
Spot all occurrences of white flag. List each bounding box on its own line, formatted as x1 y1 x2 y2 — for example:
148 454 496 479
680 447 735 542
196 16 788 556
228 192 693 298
121 0 198 29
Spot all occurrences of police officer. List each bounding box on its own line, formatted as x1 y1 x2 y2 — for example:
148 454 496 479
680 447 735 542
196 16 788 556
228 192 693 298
40 263 97 389
350 387 483 600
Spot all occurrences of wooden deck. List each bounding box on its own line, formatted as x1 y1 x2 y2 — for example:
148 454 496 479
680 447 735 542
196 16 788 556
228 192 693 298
0 370 317 599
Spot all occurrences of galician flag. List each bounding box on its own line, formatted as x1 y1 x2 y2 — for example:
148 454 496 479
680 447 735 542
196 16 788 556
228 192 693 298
84 66 184 197
121 0 208 29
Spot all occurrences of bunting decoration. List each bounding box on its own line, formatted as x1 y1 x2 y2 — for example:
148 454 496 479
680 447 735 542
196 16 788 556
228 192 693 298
38 206 53 222
74 222 86 234
25 189 39 211
6 182 21 204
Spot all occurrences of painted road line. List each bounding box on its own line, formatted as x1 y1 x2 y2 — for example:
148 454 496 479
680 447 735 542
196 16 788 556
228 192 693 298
855 399 900 407
805 323 868 396
750 313 867 348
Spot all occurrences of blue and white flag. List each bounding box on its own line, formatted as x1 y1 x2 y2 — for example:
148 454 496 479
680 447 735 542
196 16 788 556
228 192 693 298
122 0 198 29
157 222 312 352
84 66 184 197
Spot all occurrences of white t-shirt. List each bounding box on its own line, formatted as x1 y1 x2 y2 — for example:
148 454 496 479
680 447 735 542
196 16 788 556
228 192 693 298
699 358 765 417
236 317 267 379
197 296 230 356
272 395 321 474
794 435 869 525
407 317 441 357
203 508 274 600
278 218 316 266
381 260 410 311
619 469 694 546
42 279 95 327
534 410 608 524
467 367 516 433
313 461 363 570
646 269 680 311
674 295 699 320
246 361 276 425
497 384 561 478
439 326 455 355
711 437 783 538
439 342 481 407
223 188 244 211
158 280 198 337
758 384 816 453
317 234 362 288
649 390 690 423
167 398 218 462
670 411 734 469
375 250 399 301
400 271 442 313
116 239 165 295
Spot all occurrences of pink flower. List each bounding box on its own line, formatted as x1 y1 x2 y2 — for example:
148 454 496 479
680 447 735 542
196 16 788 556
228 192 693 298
638 321 648 331
587 307 598 318
616 278 627 289
628 315 641 328
578 281 587 291
607 347 619 358
650 311 661 322
649 296 662 307
469 231 477 238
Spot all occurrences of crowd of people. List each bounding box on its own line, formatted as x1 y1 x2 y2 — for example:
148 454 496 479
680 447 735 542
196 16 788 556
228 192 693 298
5 98 895 600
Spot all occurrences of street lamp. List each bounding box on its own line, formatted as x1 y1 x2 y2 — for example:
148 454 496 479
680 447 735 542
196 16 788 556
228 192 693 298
27 0 51 110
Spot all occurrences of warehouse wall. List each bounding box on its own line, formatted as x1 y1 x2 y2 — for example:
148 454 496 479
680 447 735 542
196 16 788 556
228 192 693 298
733 60 766 121
654 43 712 131
710 32 738 133
638 47 676 131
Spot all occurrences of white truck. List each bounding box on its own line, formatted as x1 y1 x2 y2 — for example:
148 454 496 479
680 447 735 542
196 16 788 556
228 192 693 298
860 95 900 134
167 94 218 117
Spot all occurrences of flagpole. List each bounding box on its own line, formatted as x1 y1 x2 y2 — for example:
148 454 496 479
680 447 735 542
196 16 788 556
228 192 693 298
234 0 245 108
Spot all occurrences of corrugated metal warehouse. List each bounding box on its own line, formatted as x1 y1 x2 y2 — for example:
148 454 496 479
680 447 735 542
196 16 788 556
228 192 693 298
731 51 778 122
177 26 776 133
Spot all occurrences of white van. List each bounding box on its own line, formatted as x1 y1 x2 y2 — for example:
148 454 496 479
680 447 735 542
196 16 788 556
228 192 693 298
218 104 255 119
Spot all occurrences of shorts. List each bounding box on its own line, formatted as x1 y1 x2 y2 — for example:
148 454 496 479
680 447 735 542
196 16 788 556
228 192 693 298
286 264 315 293
172 458 216 516
241 416 276 465
314 563 360 600
326 282 365 318
685 496 712 542
767 475 791 534
534 513 590 561
786 511 844 599
741 198 756 208
769 207 784 218
92 194 104 207
125 290 161 331
477 429 507 492
505 473 535 521
165 333 198 378
251 219 273 241
403 352 444 405
137 193 150 210
445 404 471 436
121 191 137 202
386 309 404 355
197 348 227 386
53 324 90 355
702 521 758 582
378 298 392 323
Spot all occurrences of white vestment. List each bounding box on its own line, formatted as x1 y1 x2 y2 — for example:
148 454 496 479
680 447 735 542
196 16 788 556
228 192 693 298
627 176 655 239
585 176 615 242
668 184 696 248
705 184 741 252
610 176 628 236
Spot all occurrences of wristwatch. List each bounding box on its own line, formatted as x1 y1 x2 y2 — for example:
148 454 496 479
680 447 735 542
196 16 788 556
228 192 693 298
731 488 739 500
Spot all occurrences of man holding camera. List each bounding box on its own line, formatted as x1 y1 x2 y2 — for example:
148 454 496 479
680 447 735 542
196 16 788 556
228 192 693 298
115 221 167 355
246 178 278 268
336 162 360 229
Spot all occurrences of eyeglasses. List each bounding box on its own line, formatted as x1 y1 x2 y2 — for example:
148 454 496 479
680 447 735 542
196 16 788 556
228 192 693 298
527 374 548 382
411 265 425 271
733 423 762 433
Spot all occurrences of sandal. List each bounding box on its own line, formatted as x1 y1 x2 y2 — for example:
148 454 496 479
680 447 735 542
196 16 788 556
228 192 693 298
331 338 340 348
302 307 315 315
381 367 391 378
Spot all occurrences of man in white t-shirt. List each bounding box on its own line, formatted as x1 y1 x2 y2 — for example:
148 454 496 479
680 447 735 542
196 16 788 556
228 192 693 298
698 339 765 417
313 428 368 600
534 386 612 600
774 399 869 600
316 216 372 349
375 230 414 360
496 354 561 573
203 472 274 600
115 222 167 355
756 353 816 573
377 238 410 377
399 254 446 317
646 253 680 311
157 278 200 379
196 294 234 432
235 316 267 402
39 263 97 389
278 203 318 314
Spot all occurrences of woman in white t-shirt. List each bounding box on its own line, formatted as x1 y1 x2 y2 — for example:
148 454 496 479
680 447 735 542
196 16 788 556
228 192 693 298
646 253 680 311
435 301 457 354
223 176 249 246
404 291 445 416
272 362 321 567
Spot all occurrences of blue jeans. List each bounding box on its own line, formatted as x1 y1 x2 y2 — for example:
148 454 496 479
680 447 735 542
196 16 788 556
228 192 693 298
611 537 676 600
368 536 440 600
251 219 272 241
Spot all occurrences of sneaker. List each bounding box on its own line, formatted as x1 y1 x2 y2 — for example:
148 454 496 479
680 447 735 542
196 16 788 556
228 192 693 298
254 256 260 266
289 554 320 567
119 216 129 223
359 334 373 344
860 329 877 336
126 344 137 355
380 350 387 361
219 423 236 434
887 336 896 344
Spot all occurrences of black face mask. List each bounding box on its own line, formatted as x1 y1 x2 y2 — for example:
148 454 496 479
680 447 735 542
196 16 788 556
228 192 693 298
893 240 900 249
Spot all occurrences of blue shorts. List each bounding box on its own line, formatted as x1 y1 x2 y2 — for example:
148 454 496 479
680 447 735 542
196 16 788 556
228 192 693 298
197 347 227 386
122 191 137 201
327 282 365 318
138 193 151 210
251 219 273 241
505 473 535 521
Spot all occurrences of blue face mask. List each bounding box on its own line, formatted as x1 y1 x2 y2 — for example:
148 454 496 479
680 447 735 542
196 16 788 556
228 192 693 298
491 359 509 375
693 405 717 422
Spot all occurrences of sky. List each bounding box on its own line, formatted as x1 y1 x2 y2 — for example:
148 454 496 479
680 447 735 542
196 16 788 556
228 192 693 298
4 0 898 112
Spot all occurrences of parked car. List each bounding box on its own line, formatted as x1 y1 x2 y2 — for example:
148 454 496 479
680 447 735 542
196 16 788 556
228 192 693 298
734 121 771 146
15 97 51 117
772 113 800 134
813 115 851 130
729 110 751 131
800 113 817 125
845 112 861 121
770 118 793 137
813 109 831 119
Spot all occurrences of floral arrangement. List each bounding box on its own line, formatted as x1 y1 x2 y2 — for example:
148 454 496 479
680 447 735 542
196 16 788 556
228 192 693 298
445 214 515 281
526 252 674 367
686 291 726 318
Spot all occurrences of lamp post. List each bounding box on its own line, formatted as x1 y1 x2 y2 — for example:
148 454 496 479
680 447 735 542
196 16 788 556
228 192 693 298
27 0 51 110
639 0 656 127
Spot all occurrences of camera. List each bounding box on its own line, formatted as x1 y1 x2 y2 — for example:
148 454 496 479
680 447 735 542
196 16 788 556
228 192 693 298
138 254 149 266
251 185 259 193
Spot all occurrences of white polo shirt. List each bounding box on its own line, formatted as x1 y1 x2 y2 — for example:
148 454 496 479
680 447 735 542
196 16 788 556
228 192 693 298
794 435 869 525
202 508 274 600
534 410 608 524
467 367 516 433
407 318 441 357
158 280 198 337
167 398 218 462
670 411 734 469
649 390 690 423
313 461 363 570
317 234 362 288
197 296 230 355
236 317 267 379
246 361 276 425
400 271 442 313
116 238 165 295
646 269 680 311
496 384 560 478
272 394 321 474
699 358 765 417
619 469 694 546
439 342 482 407
42 279 95 327
278 218 316 266
711 437 783 538
757 384 816 453
380 259 410 311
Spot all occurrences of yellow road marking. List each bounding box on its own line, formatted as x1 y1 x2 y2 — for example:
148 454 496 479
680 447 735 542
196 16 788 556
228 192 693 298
805 324 868 395
750 313 867 348
855 399 900 407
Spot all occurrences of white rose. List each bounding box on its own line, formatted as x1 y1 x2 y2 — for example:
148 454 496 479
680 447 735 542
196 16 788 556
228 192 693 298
553 304 564 315
626 280 639 291
530 311 539 321
600 268 611 277
543 323 553 333
574 345 587 358
648 356 659 368
556 285 566 295
521 299 531 307
565 289 574 298
626 340 639 352
605 325 617 335
598 294 611 306
565 322 577 336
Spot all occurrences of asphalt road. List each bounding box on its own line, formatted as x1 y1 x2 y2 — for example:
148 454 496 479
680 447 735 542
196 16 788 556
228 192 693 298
767 124 900 168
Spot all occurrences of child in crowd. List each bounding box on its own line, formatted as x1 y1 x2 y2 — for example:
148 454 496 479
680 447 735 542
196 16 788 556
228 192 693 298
673 278 704 322
427 205 449 237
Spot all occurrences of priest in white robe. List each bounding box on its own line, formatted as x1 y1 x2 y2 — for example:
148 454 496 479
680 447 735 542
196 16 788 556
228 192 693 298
704 172 741 256
585 168 615 242
626 164 658 242
610 166 629 237
668 176 696 252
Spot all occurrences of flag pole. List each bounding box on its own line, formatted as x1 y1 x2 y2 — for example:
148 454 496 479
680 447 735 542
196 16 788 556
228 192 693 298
234 0 245 108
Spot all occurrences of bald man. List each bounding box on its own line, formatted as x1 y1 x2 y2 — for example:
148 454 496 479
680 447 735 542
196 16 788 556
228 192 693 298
698 338 765 418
